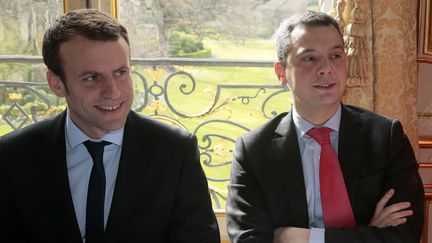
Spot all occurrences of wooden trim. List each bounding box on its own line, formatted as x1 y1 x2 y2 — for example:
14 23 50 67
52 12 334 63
418 58 432 64
418 113 432 119
418 0 432 61
215 210 229 243
420 163 432 168
424 198 430 243
419 137 432 149
424 184 432 195
424 185 432 243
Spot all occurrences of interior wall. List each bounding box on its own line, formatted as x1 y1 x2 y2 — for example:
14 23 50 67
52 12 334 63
372 0 419 150
418 62 432 164
333 0 419 150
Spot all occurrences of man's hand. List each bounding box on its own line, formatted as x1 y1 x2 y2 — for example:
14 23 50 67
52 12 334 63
274 227 310 243
273 189 410 243
369 188 413 228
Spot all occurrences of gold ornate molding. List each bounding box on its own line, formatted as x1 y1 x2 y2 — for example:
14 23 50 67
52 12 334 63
418 0 432 63
330 0 347 32
332 0 373 111
63 0 118 18
331 0 419 164
344 0 368 87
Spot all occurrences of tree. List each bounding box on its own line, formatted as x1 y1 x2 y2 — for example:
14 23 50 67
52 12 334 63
0 0 62 55
119 0 309 57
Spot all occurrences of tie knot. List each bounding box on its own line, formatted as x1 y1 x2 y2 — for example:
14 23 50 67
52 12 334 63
84 140 111 164
307 127 332 145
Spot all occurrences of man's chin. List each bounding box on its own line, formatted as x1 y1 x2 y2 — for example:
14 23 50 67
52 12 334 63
101 119 127 133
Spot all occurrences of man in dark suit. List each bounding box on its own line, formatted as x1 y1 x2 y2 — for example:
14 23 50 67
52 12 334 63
226 11 424 243
0 9 219 243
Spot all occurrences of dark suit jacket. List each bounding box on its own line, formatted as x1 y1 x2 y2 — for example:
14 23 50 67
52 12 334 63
0 111 220 243
227 104 424 243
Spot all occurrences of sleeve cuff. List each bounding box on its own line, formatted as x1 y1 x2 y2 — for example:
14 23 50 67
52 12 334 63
309 228 325 243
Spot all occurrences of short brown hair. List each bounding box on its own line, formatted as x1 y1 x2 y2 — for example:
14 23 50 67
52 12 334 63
42 9 129 81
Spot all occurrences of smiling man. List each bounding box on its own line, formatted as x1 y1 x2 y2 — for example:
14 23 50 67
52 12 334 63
0 9 219 243
226 11 424 243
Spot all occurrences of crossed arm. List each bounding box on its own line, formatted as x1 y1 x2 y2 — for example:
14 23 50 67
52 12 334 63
227 153 423 243
273 188 414 243
227 120 424 243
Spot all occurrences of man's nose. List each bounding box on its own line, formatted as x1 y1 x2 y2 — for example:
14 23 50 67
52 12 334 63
318 58 333 75
102 77 121 99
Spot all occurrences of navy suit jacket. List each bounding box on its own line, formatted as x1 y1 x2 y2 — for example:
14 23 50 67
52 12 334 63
0 111 220 243
227 104 424 243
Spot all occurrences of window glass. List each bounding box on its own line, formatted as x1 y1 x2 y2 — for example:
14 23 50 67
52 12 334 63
0 0 316 209
119 0 317 59
0 0 63 55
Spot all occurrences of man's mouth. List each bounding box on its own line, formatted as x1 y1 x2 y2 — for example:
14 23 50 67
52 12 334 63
314 83 335 88
96 104 121 111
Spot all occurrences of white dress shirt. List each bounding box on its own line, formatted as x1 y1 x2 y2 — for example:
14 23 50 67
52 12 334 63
291 105 342 243
64 111 123 240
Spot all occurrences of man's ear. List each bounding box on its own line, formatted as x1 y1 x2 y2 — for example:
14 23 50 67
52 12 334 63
46 70 66 97
274 62 288 86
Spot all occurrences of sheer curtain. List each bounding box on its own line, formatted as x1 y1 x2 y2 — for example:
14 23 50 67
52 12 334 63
318 0 337 13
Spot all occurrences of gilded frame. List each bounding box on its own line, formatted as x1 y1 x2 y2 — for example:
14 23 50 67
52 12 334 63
419 0 432 63
63 0 118 19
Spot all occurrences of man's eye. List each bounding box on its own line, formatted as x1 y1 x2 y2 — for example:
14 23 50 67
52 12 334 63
331 54 342 59
83 74 98 81
114 70 127 77
303 56 315 62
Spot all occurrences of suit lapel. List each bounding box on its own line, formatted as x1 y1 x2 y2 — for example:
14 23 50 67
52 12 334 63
338 105 365 209
271 113 309 227
43 112 83 242
105 112 149 241
266 106 364 225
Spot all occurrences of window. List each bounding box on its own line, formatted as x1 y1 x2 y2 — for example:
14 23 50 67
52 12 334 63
0 0 315 209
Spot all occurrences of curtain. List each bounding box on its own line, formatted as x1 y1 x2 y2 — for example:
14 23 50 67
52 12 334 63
320 0 418 151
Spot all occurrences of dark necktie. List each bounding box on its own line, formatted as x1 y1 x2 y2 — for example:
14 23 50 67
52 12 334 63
84 140 111 243
307 127 356 227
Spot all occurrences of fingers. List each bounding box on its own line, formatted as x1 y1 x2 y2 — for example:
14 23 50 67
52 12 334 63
375 206 413 227
369 188 413 228
389 218 407 227
375 200 412 223
374 188 395 215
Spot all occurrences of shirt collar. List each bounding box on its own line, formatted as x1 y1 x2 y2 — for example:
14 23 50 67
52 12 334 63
292 104 341 139
65 110 124 150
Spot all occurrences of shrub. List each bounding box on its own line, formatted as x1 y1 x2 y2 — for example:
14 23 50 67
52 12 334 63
176 48 212 58
168 31 211 58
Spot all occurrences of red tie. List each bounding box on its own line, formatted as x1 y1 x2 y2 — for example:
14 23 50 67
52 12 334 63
307 127 356 228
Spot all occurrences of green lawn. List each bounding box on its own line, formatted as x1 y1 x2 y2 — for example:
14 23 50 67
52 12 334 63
0 125 12 135
204 40 276 60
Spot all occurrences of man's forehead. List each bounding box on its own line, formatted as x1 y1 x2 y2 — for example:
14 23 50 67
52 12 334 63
291 24 341 37
290 25 344 47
